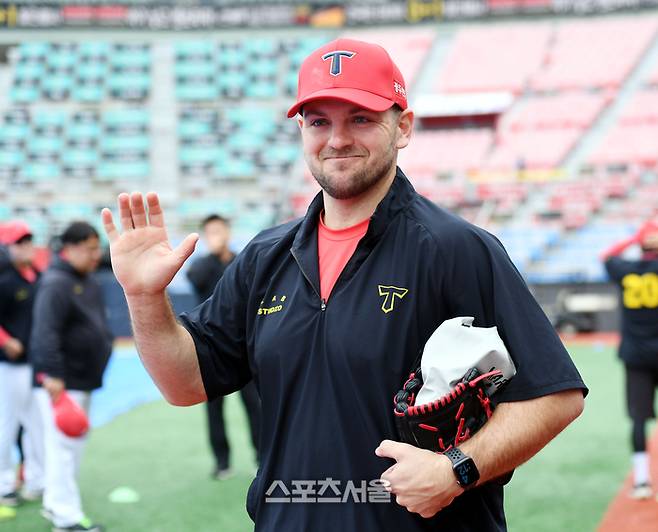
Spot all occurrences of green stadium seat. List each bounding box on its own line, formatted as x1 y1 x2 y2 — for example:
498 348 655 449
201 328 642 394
77 63 108 79
215 158 255 178
265 144 300 165
73 85 105 103
14 62 44 81
247 60 279 77
23 163 60 181
28 136 63 154
98 161 149 180
111 51 151 69
176 84 218 102
103 109 149 128
178 120 213 138
245 81 278 99
236 209 275 231
100 135 150 152
217 71 248 90
227 132 264 151
175 62 216 78
0 123 30 141
107 74 150 92
0 150 25 167
18 42 50 60
67 122 101 140
48 53 77 70
175 41 215 57
217 49 246 68
10 86 39 104
178 198 239 217
79 42 111 57
241 121 277 137
285 70 298 95
180 146 227 165
33 111 67 128
244 39 277 57
50 203 95 218
62 150 99 166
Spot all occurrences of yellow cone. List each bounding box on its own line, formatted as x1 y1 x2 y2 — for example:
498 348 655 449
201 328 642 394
0 505 17 521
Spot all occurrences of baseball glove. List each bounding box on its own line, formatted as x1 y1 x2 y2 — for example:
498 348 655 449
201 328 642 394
393 366 501 452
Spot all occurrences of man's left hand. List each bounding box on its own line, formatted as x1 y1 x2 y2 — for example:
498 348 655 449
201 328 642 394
376 439 462 518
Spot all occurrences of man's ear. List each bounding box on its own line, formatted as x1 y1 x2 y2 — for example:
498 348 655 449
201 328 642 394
395 109 414 150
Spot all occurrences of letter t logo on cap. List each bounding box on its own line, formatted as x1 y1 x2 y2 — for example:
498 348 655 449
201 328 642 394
322 50 356 76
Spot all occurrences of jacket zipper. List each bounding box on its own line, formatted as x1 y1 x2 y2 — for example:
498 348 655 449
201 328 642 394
291 249 326 312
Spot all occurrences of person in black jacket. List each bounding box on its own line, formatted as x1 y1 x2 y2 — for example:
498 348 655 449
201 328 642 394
32 221 112 532
187 214 261 479
102 39 586 532
602 220 658 500
0 221 44 507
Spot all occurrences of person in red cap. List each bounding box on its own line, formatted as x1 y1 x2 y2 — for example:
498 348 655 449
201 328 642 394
0 220 45 508
31 221 112 532
101 39 585 531
602 219 658 500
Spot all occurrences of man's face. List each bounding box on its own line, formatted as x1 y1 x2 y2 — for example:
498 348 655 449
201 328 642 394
204 219 230 255
299 100 411 200
64 236 102 274
9 238 35 266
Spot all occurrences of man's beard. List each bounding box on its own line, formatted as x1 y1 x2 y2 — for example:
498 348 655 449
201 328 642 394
309 148 396 200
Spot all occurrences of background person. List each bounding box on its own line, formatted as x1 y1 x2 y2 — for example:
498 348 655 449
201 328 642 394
31 221 113 532
602 219 658 499
186 214 261 478
0 221 44 507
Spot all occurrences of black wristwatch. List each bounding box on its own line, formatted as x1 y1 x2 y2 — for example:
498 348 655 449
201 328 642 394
443 447 480 490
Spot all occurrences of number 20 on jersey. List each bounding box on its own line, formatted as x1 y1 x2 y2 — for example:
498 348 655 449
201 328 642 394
622 273 658 309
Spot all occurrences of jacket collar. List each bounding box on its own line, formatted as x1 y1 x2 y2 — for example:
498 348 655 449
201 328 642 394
290 167 416 296
292 166 415 251
50 255 87 279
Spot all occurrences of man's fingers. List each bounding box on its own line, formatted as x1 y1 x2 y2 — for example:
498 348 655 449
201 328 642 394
146 192 165 228
375 439 408 461
380 465 397 492
118 192 134 231
173 233 199 264
130 192 147 228
101 208 119 243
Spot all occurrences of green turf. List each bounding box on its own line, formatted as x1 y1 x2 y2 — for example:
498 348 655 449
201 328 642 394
3 396 258 532
1 344 633 531
505 344 631 532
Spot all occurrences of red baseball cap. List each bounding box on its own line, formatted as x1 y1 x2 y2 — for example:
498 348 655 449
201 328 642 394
287 38 408 118
0 220 32 245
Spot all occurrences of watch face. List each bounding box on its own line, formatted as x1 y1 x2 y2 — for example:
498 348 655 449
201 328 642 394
455 458 480 487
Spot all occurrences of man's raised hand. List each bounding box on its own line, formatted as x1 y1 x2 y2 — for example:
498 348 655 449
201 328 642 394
101 192 198 298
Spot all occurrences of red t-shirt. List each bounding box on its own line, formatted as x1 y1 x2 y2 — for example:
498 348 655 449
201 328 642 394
317 213 370 300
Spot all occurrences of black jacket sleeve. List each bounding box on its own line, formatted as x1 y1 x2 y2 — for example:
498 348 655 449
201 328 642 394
179 251 252 400
438 224 588 402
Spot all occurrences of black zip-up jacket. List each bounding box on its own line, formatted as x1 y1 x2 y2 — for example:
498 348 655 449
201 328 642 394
0 263 39 364
181 169 587 532
30 257 113 390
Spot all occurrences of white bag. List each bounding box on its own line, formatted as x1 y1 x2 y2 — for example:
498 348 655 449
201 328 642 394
415 316 516 405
